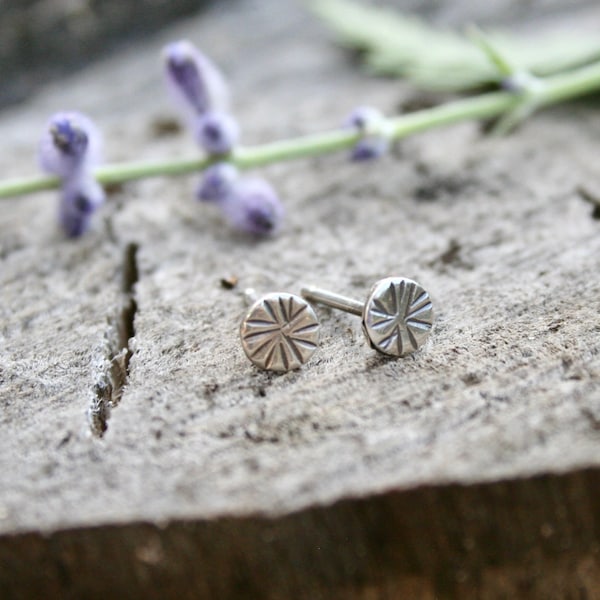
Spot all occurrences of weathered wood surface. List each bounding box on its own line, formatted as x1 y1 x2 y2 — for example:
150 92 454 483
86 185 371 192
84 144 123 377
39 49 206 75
1 0 600 597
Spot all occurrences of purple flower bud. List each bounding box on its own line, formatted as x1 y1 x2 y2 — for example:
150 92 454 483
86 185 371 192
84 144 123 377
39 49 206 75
197 163 239 203
195 111 240 155
344 106 385 133
59 206 93 238
344 105 390 162
59 175 105 238
221 177 284 236
350 137 390 162
39 112 102 177
163 40 230 122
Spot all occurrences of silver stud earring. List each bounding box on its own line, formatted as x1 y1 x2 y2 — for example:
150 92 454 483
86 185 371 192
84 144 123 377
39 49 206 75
301 277 434 357
240 289 321 372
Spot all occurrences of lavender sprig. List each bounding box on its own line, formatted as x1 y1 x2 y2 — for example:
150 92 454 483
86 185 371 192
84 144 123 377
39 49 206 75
344 106 390 161
39 111 105 237
59 175 106 237
197 163 239 202
38 112 102 177
165 40 285 236
222 178 284 236
195 111 240 156
163 40 230 121
4 58 600 201
164 41 240 156
197 164 283 235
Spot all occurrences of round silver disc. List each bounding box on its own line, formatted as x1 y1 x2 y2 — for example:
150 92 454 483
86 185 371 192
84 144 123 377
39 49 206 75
362 277 434 357
240 293 320 372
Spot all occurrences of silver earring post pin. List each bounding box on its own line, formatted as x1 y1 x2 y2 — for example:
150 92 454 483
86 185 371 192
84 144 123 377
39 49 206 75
302 277 434 357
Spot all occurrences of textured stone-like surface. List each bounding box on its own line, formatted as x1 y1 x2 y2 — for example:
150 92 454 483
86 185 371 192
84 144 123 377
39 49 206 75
1 0 599 597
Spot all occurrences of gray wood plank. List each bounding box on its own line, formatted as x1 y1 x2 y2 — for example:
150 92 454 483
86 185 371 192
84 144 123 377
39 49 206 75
1 0 599 597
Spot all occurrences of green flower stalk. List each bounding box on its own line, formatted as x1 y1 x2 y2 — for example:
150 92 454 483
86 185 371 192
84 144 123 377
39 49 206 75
2 54 600 201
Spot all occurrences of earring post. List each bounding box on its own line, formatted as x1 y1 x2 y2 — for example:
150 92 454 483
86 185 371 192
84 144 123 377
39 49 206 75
243 288 258 306
301 285 364 317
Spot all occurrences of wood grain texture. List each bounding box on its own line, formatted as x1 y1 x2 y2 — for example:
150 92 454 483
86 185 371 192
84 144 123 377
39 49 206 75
2 470 599 599
1 0 599 597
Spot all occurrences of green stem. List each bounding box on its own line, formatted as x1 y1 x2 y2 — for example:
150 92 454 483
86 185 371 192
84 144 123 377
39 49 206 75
2 60 600 200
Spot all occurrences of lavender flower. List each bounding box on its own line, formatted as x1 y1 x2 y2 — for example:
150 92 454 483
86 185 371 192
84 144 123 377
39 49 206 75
350 137 389 161
163 41 277 234
38 111 106 237
38 112 102 177
344 106 390 162
163 40 230 122
59 175 106 238
345 106 384 132
195 111 240 155
197 163 239 203
221 177 284 236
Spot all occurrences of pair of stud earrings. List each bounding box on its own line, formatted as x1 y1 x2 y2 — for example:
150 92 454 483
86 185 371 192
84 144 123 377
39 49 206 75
239 277 434 372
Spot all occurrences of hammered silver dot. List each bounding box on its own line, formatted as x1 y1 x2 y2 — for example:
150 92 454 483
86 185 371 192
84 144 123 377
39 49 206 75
362 277 434 357
240 293 320 372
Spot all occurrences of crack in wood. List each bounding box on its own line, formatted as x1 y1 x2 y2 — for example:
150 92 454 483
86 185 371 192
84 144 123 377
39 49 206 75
576 185 600 220
112 242 139 406
89 242 139 437
89 379 112 437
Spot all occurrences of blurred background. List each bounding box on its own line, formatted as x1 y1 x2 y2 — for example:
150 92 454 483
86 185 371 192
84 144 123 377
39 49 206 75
0 0 220 108
1 0 595 109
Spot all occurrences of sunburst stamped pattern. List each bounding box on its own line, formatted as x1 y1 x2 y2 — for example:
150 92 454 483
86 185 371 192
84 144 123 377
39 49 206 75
362 277 433 357
240 293 320 372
